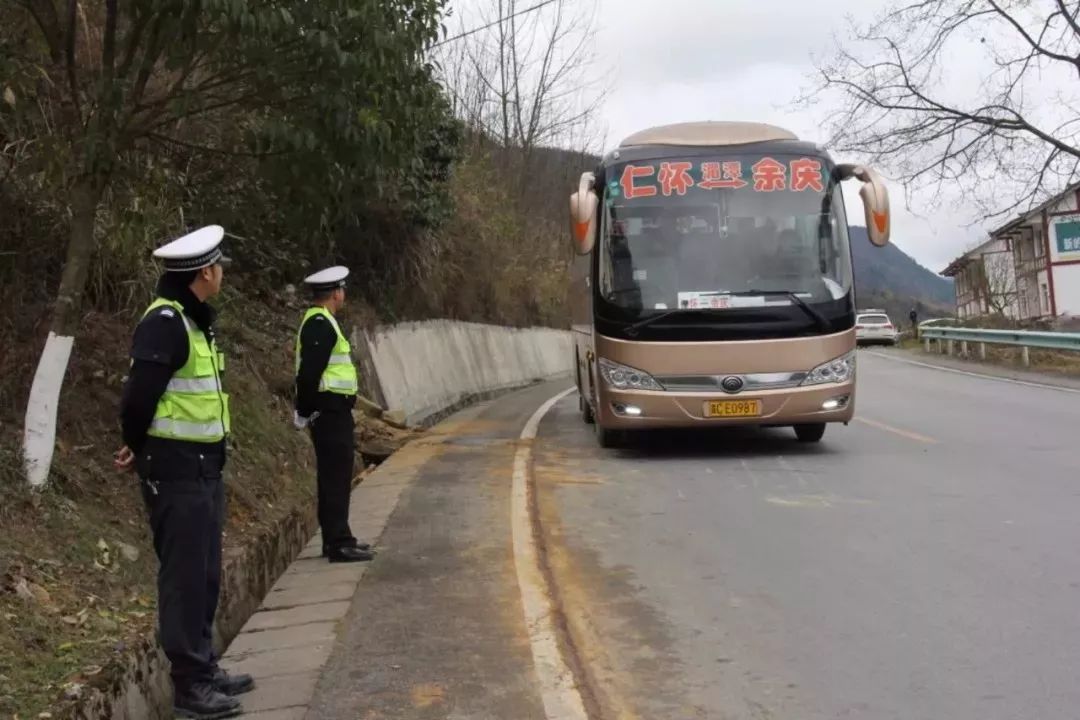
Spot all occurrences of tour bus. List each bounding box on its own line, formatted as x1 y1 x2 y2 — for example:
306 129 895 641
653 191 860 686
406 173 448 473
568 121 890 446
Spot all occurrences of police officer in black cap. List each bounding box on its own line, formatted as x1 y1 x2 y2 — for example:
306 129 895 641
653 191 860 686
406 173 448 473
114 226 253 719
293 266 374 563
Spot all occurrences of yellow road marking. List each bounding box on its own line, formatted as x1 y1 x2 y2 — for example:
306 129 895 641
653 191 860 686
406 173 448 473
512 387 590 720
766 494 875 508
855 416 938 444
410 683 446 708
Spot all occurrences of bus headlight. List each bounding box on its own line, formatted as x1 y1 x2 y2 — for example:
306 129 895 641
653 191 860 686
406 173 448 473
598 358 664 391
802 351 856 386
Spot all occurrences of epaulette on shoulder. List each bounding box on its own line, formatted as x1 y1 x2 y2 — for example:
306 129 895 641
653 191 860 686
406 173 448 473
143 306 181 326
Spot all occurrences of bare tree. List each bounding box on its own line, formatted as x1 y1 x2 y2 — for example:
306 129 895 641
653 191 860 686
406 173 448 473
973 246 1018 315
434 0 608 190
809 0 1080 222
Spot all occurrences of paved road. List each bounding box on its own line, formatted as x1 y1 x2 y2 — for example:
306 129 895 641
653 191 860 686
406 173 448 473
535 349 1080 720
308 350 1080 720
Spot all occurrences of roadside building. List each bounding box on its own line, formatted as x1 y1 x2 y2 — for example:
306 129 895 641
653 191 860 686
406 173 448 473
942 183 1080 321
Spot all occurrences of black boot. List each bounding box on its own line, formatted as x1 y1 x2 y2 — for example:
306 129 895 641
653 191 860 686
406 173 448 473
327 545 375 562
213 667 255 696
322 540 371 557
174 682 242 719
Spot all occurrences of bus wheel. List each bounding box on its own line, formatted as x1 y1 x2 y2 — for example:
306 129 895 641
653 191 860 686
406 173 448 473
794 423 826 443
579 393 594 424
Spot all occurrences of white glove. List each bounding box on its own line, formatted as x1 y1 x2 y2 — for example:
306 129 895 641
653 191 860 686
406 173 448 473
292 411 319 430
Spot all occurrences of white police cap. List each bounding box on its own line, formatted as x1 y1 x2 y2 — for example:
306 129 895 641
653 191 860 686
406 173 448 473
153 225 231 271
303 266 349 292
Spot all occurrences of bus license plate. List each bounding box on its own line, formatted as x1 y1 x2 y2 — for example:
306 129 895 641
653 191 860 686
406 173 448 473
705 399 762 418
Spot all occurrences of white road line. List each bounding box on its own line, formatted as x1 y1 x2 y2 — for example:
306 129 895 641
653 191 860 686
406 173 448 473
865 350 1080 394
512 386 588 720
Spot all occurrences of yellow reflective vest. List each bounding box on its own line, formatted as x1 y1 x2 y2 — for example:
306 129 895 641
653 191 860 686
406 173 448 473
295 307 359 396
142 298 230 443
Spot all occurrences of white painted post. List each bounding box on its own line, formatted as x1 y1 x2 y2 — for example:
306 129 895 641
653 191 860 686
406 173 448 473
1021 346 1030 367
23 332 75 488
979 342 986 360
947 339 955 356
961 340 969 357
924 338 931 352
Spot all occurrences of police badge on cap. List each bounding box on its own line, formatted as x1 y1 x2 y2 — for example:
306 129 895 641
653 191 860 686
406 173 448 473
303 266 349 292
153 225 232 271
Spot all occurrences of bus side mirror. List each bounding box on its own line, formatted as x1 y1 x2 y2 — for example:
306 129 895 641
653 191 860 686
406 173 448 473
837 164 890 247
569 172 598 255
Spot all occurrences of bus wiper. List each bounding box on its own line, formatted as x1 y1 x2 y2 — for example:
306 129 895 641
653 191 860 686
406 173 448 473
731 290 830 332
624 307 729 337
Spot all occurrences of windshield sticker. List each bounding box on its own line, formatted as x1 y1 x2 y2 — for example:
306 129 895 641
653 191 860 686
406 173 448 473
678 291 770 309
618 158 824 198
679 291 732 309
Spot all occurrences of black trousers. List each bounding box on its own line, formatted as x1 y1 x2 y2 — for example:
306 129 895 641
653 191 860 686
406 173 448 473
308 409 357 549
138 438 225 689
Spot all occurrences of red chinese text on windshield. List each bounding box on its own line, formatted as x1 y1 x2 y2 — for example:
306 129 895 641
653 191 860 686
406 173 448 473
658 161 695 196
617 158 822 198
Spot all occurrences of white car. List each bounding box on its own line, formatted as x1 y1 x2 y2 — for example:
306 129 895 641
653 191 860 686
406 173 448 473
855 310 899 345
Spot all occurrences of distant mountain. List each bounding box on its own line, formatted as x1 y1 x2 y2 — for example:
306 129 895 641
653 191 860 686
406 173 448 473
850 226 955 318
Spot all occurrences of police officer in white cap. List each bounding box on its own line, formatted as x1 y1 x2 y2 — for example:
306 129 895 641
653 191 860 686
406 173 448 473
114 225 252 719
293 266 374 563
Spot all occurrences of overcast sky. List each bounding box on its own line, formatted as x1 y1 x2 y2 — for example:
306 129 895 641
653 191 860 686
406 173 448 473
445 0 995 273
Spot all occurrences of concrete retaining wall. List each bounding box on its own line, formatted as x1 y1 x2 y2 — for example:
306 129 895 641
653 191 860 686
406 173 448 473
354 320 573 426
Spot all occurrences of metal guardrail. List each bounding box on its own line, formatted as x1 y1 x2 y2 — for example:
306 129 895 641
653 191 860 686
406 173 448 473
919 325 1080 365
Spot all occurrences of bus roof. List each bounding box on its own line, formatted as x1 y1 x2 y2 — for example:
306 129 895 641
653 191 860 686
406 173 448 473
619 121 799 148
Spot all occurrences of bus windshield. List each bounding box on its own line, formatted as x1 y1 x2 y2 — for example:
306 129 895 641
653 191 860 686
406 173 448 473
598 153 852 316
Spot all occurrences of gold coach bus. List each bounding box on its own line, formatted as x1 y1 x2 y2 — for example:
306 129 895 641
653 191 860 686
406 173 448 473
568 121 891 447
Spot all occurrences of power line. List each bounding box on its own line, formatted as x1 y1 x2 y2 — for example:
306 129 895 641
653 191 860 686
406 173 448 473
431 0 561 48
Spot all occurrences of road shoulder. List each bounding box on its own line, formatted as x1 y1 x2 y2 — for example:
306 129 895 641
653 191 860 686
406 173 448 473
217 413 453 719
864 347 1080 392
300 381 570 720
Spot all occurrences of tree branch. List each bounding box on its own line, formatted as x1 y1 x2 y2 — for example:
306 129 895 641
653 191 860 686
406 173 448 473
64 0 82 122
984 0 1079 69
1053 0 1080 40
145 131 289 158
